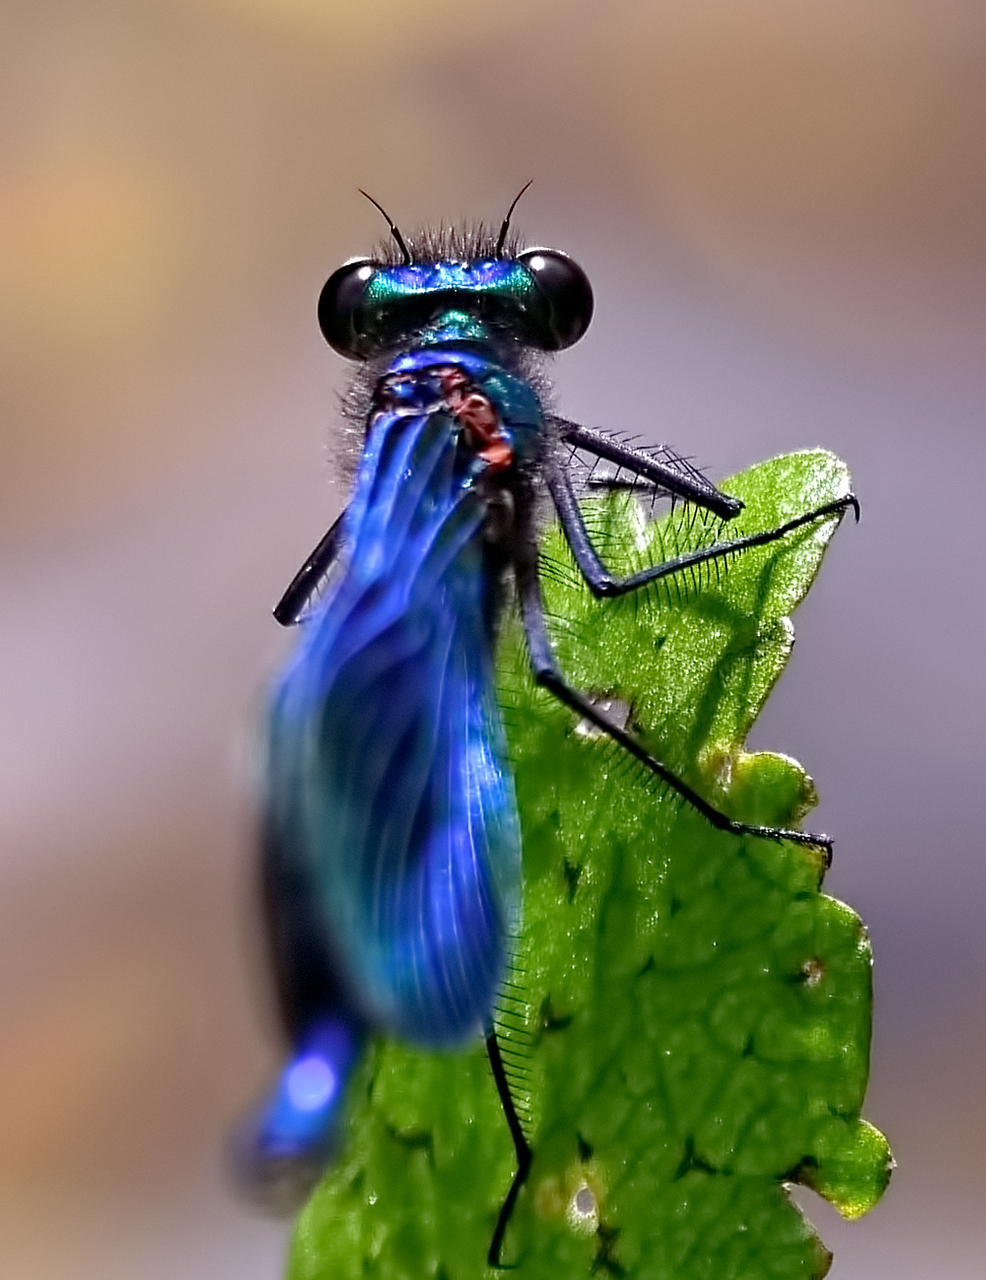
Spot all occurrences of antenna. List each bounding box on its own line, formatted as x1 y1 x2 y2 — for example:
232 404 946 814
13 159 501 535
358 189 411 265
495 180 534 257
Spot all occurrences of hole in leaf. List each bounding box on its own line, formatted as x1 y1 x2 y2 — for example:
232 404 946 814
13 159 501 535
567 1180 599 1234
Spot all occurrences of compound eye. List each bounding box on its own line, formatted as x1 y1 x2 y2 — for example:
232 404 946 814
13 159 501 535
518 248 593 350
317 258 376 358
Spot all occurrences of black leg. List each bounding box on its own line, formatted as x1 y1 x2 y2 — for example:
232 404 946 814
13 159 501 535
273 512 345 626
548 416 743 519
514 548 834 857
486 1031 534 1269
545 450 858 601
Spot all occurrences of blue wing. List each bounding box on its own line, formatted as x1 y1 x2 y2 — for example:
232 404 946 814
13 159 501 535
265 403 522 1045
234 394 524 1204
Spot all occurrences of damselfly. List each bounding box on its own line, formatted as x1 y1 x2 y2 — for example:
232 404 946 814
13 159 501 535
232 189 857 1265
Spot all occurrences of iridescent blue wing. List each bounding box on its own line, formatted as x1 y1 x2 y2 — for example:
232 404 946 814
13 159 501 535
235 404 522 1204
266 404 522 1044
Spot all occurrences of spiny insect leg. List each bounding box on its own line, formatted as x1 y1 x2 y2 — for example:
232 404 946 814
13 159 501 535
514 549 833 858
486 1030 533 1268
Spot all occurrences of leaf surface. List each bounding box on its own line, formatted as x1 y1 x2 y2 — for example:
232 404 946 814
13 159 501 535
288 449 891 1280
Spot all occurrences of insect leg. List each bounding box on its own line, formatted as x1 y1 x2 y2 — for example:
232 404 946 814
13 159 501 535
545 450 858 601
486 1030 534 1268
549 415 743 518
274 512 345 626
514 549 834 857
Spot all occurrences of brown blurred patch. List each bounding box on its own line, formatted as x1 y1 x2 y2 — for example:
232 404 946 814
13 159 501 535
0 792 271 1196
610 0 986 359
0 0 540 550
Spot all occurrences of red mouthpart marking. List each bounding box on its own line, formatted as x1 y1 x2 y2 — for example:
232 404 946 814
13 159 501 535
436 366 514 472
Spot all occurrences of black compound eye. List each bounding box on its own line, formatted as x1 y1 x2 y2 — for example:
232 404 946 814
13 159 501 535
317 258 376 358
517 248 593 350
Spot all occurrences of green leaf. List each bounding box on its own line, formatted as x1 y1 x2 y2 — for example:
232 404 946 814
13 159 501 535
287 449 891 1280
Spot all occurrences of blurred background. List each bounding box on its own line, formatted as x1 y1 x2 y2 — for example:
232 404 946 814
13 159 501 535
1 1 983 1276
